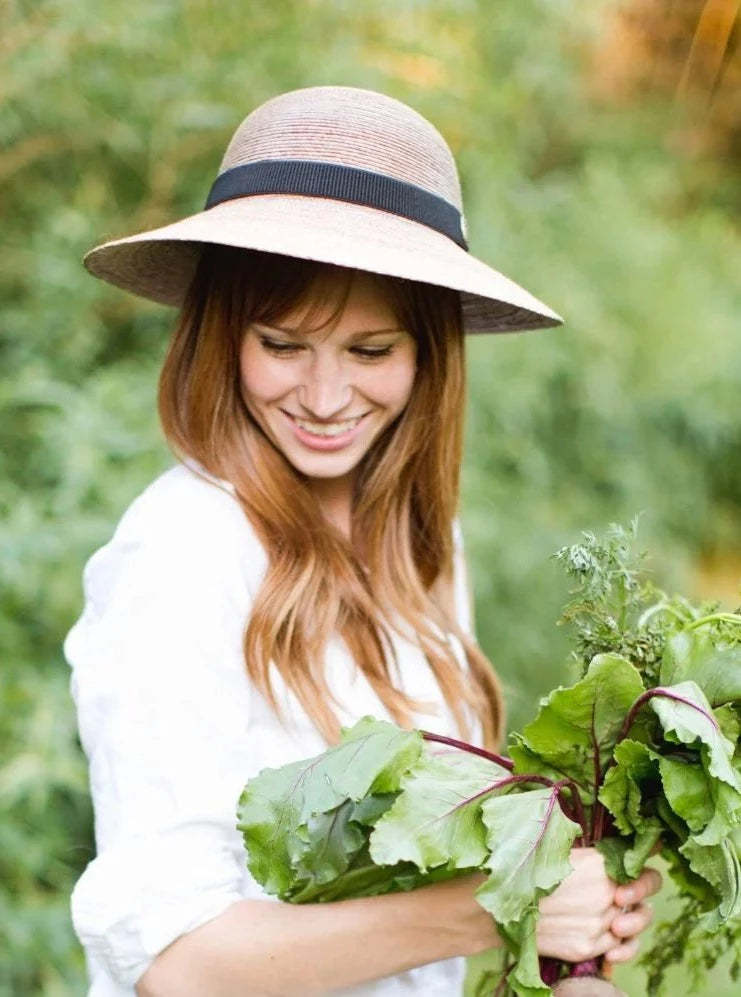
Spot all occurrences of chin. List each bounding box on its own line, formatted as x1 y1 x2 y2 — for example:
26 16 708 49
293 457 360 480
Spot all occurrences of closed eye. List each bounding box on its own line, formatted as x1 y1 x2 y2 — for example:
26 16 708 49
259 337 394 361
259 336 303 355
351 346 394 360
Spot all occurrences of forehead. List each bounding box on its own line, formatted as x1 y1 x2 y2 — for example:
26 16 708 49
275 269 401 337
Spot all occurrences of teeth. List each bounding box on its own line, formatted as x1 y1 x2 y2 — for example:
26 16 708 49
294 416 362 437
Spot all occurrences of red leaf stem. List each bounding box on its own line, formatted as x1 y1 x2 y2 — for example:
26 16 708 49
617 686 718 745
430 773 565 826
498 773 560 790
494 962 515 997
420 731 589 836
539 957 562 985
595 685 718 842
561 781 588 839
539 956 606 986
569 959 603 978
419 730 515 770
590 700 601 843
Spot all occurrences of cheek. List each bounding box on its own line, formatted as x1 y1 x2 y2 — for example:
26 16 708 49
239 340 293 403
360 352 417 412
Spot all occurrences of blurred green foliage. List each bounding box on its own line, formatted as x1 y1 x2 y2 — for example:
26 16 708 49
2 0 739 993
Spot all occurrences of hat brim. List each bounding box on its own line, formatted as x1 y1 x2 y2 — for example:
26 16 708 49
84 195 563 334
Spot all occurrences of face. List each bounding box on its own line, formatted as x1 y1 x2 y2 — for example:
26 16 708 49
239 270 418 490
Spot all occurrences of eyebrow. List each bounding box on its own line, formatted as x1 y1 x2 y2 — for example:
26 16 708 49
254 322 405 341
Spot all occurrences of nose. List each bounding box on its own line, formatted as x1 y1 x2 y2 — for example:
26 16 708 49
297 351 353 419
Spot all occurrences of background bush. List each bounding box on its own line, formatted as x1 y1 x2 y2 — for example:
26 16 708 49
2 1 739 993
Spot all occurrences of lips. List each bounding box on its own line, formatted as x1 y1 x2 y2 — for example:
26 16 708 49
292 414 365 437
282 410 370 452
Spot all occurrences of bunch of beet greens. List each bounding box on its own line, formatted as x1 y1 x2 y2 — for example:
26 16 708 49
238 522 741 996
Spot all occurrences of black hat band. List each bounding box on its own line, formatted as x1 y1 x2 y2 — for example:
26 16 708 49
204 158 468 251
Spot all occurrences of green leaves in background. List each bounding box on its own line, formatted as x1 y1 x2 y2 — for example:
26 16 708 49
5 0 741 992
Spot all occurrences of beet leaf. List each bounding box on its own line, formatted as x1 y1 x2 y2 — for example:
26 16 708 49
237 523 741 996
369 749 508 871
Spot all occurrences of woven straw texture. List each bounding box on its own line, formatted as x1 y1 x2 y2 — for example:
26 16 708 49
219 87 463 209
84 86 562 333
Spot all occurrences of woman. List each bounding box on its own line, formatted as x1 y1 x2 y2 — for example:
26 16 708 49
65 86 660 997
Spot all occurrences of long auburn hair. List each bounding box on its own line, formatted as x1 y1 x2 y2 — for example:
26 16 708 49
158 245 504 747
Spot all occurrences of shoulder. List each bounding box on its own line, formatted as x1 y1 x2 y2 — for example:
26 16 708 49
113 461 265 567
114 461 250 547
80 462 267 610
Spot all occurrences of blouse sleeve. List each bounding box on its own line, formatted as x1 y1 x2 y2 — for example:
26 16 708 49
64 470 264 987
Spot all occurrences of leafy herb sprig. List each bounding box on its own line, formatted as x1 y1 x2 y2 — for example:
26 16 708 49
237 522 741 996
552 518 736 684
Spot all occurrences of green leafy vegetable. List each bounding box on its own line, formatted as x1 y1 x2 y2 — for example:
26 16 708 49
647 682 741 790
238 523 741 996
477 788 582 997
660 630 741 706
368 749 507 871
237 718 423 898
515 653 645 797
476 787 581 923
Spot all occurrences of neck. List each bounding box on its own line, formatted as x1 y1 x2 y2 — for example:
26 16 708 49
308 475 354 540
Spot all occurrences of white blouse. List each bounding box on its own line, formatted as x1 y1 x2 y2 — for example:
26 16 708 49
65 461 477 996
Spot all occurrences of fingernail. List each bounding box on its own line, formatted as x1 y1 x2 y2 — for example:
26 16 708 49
622 888 634 904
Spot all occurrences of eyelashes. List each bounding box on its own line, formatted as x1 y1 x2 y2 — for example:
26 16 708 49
258 337 394 361
354 346 394 359
258 338 299 355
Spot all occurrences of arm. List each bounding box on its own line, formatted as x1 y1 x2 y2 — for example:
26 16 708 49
136 875 499 997
136 855 661 997
65 472 267 989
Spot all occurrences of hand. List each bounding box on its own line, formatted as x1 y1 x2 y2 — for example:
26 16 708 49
536 848 662 964
605 865 663 966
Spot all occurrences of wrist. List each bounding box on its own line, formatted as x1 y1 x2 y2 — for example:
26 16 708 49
415 874 503 959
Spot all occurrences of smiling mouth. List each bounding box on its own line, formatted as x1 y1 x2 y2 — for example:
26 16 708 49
285 413 368 438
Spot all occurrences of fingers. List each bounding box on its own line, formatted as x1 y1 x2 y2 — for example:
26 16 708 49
599 904 622 933
614 866 662 908
536 850 660 965
600 900 654 965
604 936 640 964
588 925 630 960
610 901 654 940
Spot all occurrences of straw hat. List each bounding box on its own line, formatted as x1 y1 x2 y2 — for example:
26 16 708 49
84 85 563 334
